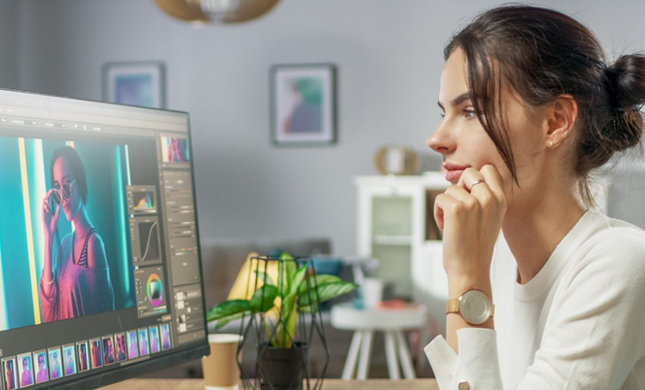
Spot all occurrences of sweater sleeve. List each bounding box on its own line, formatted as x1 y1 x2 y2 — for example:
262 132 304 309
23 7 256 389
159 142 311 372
425 231 645 389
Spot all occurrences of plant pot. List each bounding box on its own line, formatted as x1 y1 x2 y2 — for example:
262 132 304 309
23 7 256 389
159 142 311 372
257 342 308 390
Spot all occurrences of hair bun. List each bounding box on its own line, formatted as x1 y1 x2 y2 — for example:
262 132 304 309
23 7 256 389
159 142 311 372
605 54 645 112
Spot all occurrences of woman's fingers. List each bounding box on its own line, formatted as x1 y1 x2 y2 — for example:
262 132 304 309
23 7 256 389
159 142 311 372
444 185 477 208
433 192 459 230
457 167 485 192
453 165 504 210
54 203 60 220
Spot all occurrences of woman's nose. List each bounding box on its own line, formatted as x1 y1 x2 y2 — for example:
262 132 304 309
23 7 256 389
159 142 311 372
426 123 455 154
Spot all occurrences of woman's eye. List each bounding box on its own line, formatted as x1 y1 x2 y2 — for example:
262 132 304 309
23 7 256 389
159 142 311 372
464 109 477 120
439 112 446 119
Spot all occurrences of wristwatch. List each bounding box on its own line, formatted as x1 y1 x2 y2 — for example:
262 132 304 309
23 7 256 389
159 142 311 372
446 288 494 325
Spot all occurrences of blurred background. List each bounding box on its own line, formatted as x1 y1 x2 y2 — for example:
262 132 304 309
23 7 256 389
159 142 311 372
2 0 645 380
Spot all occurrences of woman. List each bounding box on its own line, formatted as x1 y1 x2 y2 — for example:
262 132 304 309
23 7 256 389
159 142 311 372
39 145 115 322
35 353 48 383
64 349 74 376
104 338 115 364
4 360 15 390
425 5 645 389
49 350 61 380
20 357 32 386
116 334 127 362
79 344 88 371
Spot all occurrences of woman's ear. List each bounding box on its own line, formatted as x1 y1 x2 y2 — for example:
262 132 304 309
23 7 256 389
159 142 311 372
546 94 578 148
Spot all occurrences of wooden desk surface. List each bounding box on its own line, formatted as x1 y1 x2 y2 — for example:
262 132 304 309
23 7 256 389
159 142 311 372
102 378 439 389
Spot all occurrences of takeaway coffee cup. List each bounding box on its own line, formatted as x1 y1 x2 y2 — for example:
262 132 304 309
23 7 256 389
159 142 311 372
202 334 243 390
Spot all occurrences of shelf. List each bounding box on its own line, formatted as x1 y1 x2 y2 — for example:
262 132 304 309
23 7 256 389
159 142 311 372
373 235 413 245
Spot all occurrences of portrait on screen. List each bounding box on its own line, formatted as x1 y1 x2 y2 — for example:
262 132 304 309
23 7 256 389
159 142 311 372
115 333 128 363
0 138 136 331
138 328 150 357
160 136 190 163
17 353 34 388
47 348 62 381
160 322 171 350
33 351 49 384
127 330 139 360
62 344 77 376
149 325 160 354
2 357 17 390
103 335 116 366
76 341 90 372
90 338 103 369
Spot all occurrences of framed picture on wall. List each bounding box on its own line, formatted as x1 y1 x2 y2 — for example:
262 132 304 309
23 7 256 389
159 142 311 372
271 63 337 146
102 62 166 109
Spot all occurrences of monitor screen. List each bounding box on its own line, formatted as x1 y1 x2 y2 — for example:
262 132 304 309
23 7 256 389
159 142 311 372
0 89 208 389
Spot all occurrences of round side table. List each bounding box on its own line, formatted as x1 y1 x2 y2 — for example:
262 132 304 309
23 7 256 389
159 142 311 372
331 303 427 380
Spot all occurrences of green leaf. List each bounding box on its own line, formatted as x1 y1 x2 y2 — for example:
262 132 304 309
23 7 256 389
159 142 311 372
284 305 298 348
279 252 297 295
249 285 279 313
298 282 358 307
289 265 308 296
214 311 250 330
297 274 342 295
207 300 251 322
254 270 275 286
280 265 309 340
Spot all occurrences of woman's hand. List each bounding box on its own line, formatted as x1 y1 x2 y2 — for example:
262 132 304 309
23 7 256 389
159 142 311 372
42 188 60 243
434 165 507 285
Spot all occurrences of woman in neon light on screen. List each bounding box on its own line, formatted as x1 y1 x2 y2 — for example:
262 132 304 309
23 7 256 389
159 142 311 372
39 145 115 322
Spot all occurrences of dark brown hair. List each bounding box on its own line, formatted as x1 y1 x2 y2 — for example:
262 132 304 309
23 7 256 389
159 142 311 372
445 4 645 205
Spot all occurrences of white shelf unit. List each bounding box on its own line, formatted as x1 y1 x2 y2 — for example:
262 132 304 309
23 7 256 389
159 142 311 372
355 172 612 332
355 173 450 323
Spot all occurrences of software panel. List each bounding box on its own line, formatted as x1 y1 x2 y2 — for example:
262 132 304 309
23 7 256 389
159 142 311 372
0 90 208 389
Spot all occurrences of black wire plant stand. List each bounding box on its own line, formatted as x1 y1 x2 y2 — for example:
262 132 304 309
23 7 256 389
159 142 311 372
235 255 330 390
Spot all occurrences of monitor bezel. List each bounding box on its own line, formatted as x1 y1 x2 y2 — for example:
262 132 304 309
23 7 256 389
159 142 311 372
0 88 211 388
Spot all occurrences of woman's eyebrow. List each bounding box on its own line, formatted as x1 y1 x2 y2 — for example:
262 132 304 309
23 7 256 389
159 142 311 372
438 92 472 110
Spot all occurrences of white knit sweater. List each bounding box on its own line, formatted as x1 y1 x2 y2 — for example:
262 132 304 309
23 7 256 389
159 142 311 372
425 209 645 389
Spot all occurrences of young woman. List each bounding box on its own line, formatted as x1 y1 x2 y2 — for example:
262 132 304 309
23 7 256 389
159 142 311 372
35 353 48 384
39 145 115 322
425 5 645 389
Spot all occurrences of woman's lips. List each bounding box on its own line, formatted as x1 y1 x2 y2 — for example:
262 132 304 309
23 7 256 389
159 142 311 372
442 162 470 183
445 169 464 182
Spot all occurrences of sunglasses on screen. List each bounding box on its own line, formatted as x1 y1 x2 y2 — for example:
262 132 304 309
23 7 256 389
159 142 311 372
50 179 74 206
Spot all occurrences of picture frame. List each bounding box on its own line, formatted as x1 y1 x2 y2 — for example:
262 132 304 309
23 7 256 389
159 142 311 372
102 62 166 109
270 63 337 146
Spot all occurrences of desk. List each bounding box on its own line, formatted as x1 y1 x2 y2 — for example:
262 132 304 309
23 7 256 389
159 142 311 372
101 378 439 389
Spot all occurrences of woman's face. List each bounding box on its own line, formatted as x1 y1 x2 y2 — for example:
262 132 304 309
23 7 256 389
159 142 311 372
428 48 548 204
52 157 82 222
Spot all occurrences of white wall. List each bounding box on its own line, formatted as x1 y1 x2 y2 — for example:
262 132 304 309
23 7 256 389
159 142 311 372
8 0 645 254
0 0 19 89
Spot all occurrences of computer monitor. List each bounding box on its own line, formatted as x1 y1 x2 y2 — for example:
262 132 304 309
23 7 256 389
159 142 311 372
0 89 209 389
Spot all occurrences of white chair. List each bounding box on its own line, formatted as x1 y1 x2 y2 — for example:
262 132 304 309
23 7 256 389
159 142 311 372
331 303 427 380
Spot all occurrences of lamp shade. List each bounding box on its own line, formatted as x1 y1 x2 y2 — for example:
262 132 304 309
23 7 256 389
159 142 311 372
154 0 280 24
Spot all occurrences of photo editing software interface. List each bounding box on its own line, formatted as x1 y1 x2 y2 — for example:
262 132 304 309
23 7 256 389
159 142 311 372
0 90 207 389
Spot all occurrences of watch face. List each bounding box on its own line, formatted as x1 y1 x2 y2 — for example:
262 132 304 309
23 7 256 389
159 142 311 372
459 290 491 325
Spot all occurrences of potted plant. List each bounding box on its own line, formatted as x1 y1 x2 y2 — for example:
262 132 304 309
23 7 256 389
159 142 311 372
207 252 358 390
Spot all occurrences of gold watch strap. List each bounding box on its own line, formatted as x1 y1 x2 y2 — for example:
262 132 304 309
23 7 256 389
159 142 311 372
446 298 495 318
